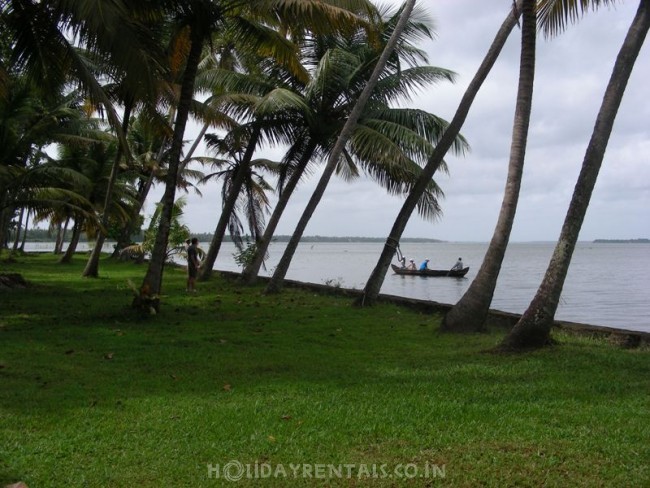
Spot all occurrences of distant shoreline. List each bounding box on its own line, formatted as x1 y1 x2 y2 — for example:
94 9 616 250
593 238 649 244
16 231 649 245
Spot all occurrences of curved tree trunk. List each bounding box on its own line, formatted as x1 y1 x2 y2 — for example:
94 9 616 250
356 0 523 306
19 209 29 251
59 218 83 264
240 141 317 285
112 159 159 258
265 0 417 294
0 193 11 251
198 127 261 281
11 206 25 251
442 0 536 333
54 218 69 255
83 99 133 277
138 30 204 300
112 126 173 259
500 0 650 350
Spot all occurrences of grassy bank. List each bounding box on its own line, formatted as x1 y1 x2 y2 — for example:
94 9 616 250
1 254 648 487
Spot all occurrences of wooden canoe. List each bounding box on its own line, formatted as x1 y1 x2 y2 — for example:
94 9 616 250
391 263 469 277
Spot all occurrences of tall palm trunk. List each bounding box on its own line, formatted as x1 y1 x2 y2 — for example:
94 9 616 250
83 99 134 277
54 218 69 254
356 0 523 306
19 209 29 251
199 127 261 281
265 0 417 294
59 218 83 264
11 206 25 251
112 121 173 259
139 30 204 299
184 122 209 165
500 0 650 350
0 211 9 250
112 159 158 258
240 140 318 284
442 0 536 333
0 192 10 250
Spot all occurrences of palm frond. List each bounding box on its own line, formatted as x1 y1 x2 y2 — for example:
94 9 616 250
373 66 456 103
537 0 620 38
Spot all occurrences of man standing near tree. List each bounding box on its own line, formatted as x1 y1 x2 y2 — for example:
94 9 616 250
186 237 201 293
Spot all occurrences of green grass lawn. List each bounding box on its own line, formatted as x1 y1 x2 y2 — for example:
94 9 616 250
1 253 649 487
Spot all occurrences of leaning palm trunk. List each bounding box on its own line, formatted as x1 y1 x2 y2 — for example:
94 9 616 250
59 218 83 264
356 0 523 306
11 206 25 251
19 209 30 251
442 0 536 333
240 141 318 285
83 100 133 277
199 127 261 281
112 173 154 258
0 208 10 250
54 218 69 255
265 0 417 294
138 32 204 301
500 0 650 350
112 127 171 258
0 189 10 250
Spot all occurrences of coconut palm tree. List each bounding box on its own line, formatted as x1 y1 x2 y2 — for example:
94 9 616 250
265 0 450 294
81 101 135 277
441 0 537 333
194 52 311 281
239 140 317 284
55 136 135 263
110 112 171 257
500 0 650 350
138 0 374 305
1 0 165 265
197 128 278 254
357 0 524 307
123 196 191 263
0 0 162 150
244 3 464 287
0 81 104 250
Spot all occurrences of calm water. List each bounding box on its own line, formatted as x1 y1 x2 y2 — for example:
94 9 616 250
210 241 650 333
24 241 650 332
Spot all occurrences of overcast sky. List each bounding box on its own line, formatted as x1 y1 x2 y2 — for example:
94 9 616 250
160 0 650 242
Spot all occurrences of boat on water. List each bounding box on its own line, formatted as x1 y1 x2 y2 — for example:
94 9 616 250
391 263 469 277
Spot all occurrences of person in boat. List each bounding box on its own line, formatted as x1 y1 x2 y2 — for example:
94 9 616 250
451 257 464 271
407 259 416 270
398 256 406 268
419 259 430 271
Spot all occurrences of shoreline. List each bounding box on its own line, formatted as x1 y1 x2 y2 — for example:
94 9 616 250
6 250 647 340
219 270 650 346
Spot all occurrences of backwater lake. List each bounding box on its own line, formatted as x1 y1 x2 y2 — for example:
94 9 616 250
25 240 649 333
211 240 650 333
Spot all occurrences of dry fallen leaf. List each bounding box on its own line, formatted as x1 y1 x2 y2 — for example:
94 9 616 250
222 383 232 391
104 353 114 360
